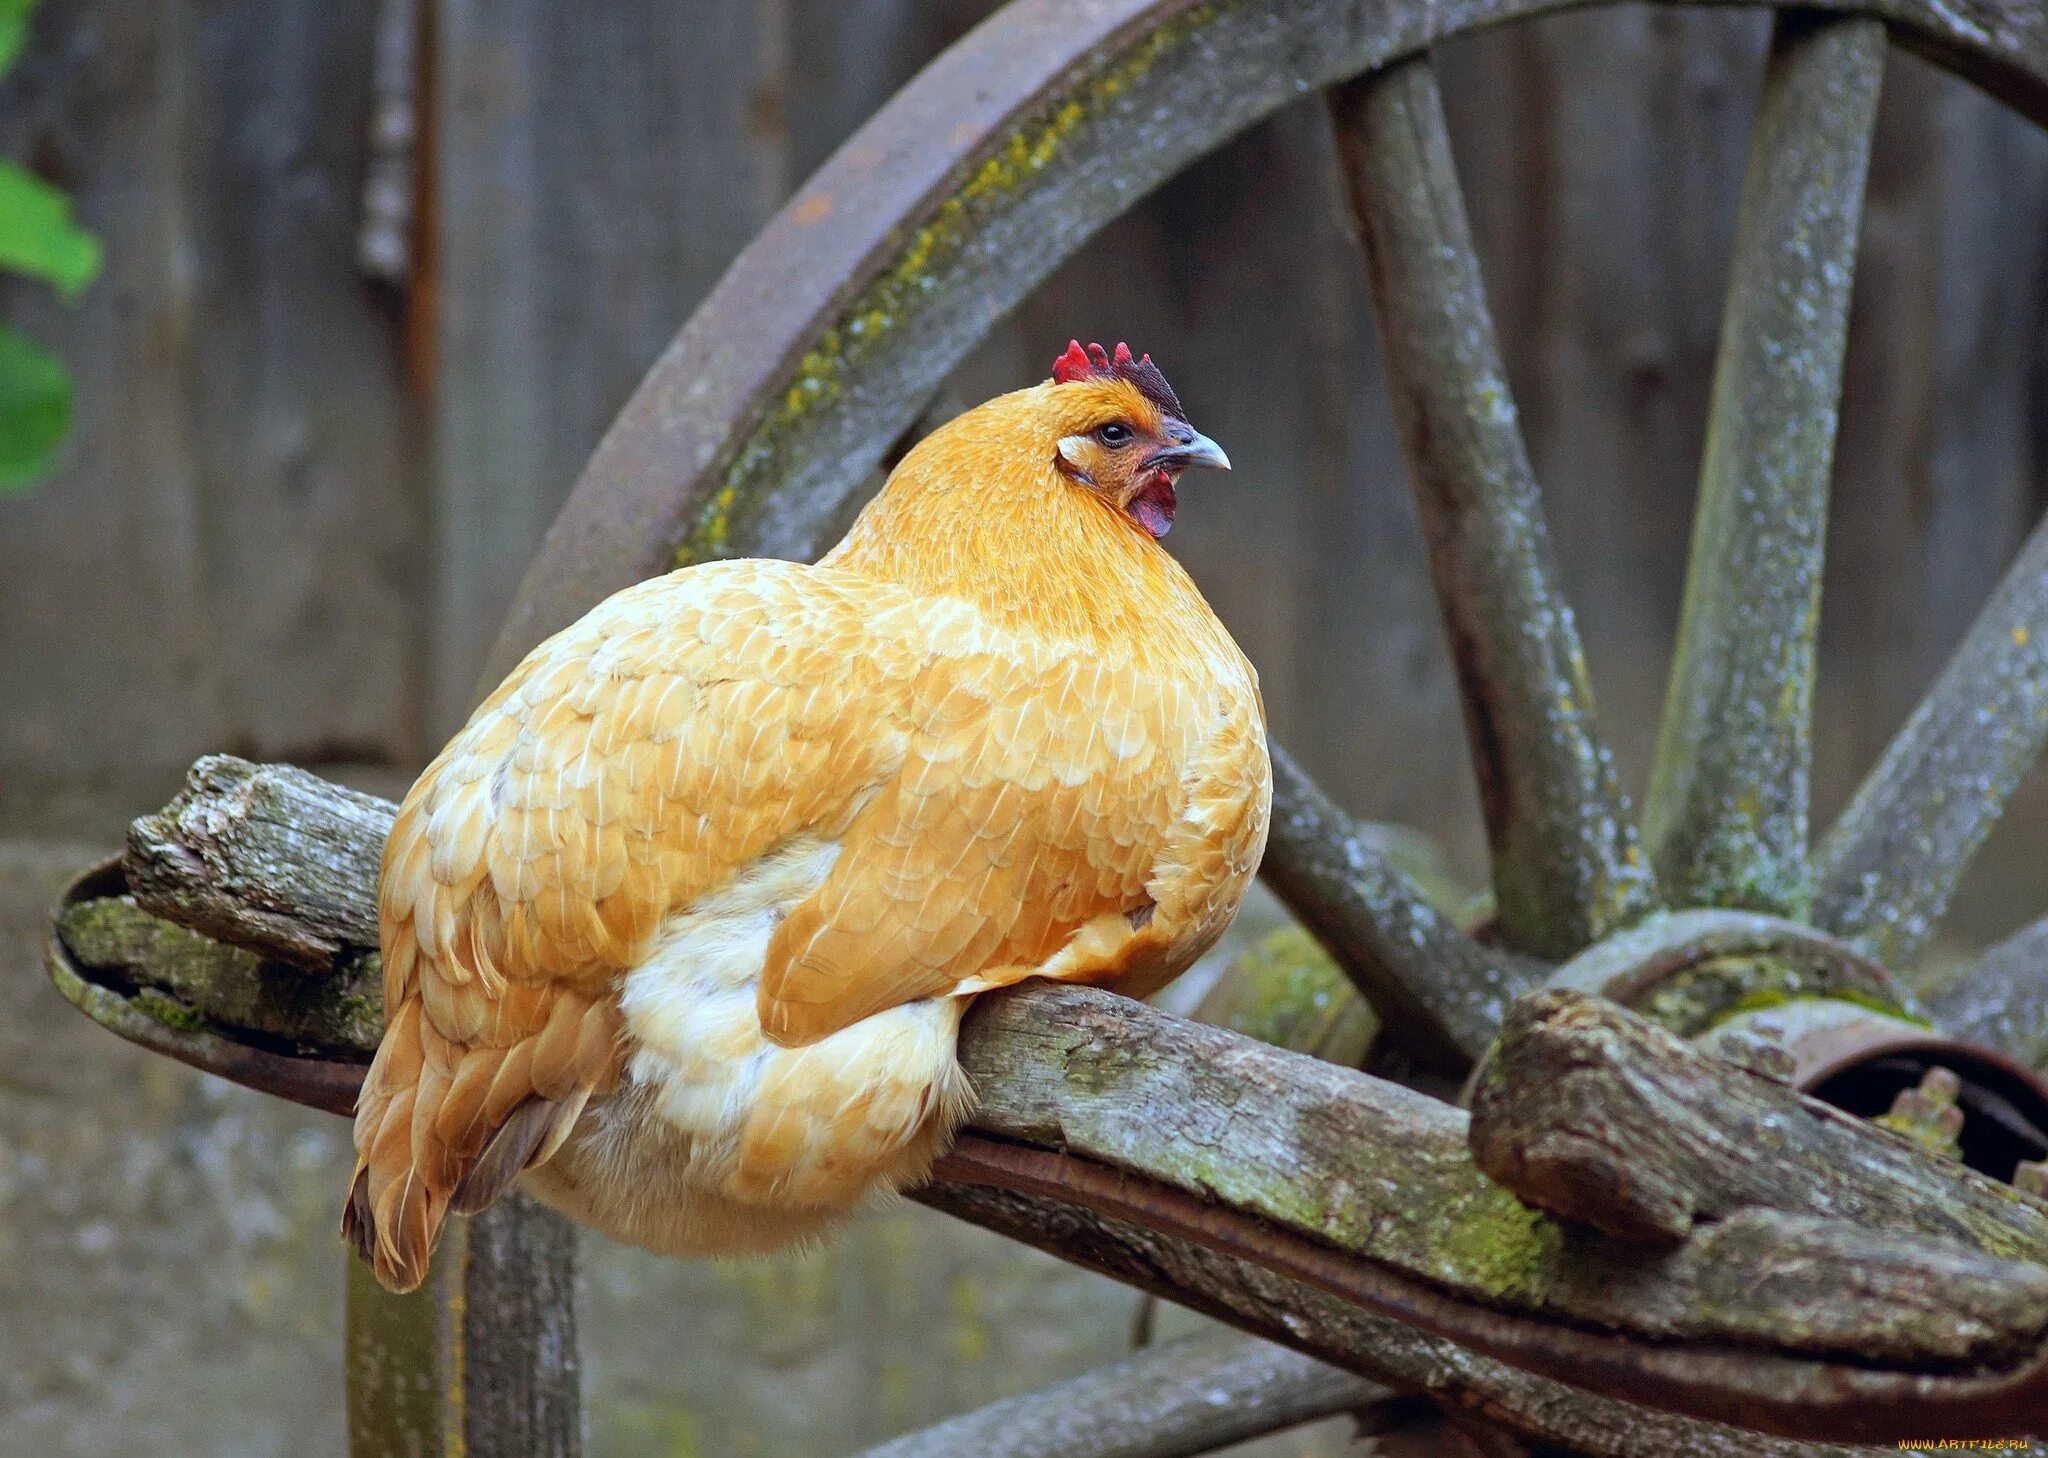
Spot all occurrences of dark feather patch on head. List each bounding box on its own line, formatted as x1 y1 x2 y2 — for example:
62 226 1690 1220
1050 339 1184 420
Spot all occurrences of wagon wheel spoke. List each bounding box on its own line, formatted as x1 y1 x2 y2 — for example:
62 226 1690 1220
1328 57 1660 961
1266 747 1547 1067
849 1330 1392 1458
1644 15 1886 917
1813 511 2048 965
1919 912 2048 1069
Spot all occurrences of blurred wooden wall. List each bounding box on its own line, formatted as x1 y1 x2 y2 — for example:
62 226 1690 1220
1 3 2046 1449
7 1 2044 930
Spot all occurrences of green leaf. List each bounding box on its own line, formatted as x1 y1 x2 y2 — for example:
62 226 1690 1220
0 160 101 297
0 325 73 492
0 0 38 79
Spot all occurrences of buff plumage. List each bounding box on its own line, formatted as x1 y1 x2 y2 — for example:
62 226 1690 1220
345 353 1270 1292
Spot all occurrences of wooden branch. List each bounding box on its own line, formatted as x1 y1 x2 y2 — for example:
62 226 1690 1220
960 988 2048 1373
47 757 2048 1444
127 753 385 972
1643 14 1884 916
1263 747 1541 1068
1328 56 1660 961
849 1330 1388 1458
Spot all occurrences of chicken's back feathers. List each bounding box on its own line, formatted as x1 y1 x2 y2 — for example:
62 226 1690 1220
348 537 1264 1290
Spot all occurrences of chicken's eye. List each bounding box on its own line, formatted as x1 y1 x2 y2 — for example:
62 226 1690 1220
1096 422 1134 447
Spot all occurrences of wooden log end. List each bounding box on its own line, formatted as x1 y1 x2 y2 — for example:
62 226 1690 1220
125 753 391 971
1470 989 1698 1242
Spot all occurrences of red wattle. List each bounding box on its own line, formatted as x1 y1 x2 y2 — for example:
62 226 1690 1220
1129 477 1177 538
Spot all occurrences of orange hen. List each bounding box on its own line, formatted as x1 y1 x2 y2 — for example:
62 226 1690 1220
345 341 1272 1291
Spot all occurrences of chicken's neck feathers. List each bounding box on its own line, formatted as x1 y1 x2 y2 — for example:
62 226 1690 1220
821 404 1223 666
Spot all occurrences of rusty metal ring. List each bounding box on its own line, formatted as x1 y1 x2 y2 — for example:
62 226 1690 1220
1545 906 1907 1021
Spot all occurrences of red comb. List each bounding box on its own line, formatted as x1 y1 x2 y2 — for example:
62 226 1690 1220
1048 339 1184 417
1052 340 1094 384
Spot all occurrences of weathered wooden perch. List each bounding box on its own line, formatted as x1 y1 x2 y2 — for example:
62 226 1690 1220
1470 988 2048 1261
962 986 2048 1369
919 1182 1883 1458
127 754 388 972
43 756 2048 1446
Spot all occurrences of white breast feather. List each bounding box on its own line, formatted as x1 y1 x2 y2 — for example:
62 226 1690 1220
617 835 970 1210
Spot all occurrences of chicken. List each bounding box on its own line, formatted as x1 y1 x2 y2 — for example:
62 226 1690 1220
344 341 1271 1292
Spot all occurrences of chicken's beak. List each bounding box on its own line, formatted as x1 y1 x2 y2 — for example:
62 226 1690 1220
1147 429 1231 473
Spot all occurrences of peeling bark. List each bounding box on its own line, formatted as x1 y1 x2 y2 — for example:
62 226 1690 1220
43 756 2048 1446
1469 988 2048 1268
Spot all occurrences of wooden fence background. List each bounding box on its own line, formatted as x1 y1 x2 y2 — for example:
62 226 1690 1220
2 2 2045 1454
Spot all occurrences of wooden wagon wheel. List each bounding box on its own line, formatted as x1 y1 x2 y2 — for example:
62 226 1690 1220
488 0 2048 1440
498 0 2048 1056
41 1 2048 1454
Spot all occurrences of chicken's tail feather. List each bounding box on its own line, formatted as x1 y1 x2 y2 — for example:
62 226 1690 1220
341 989 620 1293
451 1092 583 1214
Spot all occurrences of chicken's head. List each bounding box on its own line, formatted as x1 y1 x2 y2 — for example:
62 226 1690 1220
1045 340 1229 539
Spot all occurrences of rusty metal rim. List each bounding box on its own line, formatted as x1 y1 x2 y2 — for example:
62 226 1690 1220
1545 909 2048 1177
1801 1032 2048 1099
1545 907 1906 1011
935 1134 2048 1444
1795 1028 2048 1170
1540 908 2048 1120
43 856 366 1119
489 0 2048 685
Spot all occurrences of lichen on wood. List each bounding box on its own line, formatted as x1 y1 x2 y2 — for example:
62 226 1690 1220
51 755 2048 1442
966 982 2048 1377
60 893 380 1054
1541 906 1923 1043
1644 14 1885 917
920 1182 1875 1458
1193 923 1379 1068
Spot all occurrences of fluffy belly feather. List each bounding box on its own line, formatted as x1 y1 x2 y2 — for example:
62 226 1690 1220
521 837 973 1255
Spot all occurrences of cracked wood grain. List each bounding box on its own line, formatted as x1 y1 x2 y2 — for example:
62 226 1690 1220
43 756 2048 1443
917 1182 1877 1458
1468 988 2048 1264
